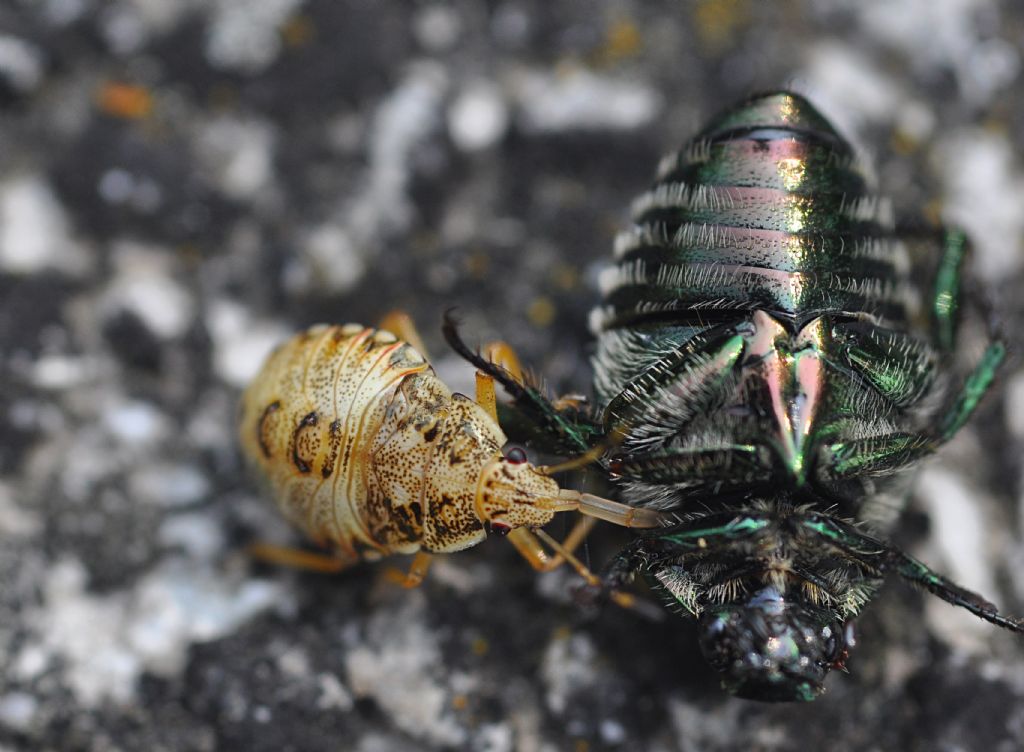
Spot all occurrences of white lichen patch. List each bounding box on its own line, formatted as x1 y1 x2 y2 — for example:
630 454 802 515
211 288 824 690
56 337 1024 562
346 62 448 246
316 673 355 712
599 719 626 746
540 630 599 714
0 481 41 538
27 355 105 391
0 35 45 93
448 81 509 152
101 242 195 340
158 512 225 561
0 174 91 276
98 0 196 53
288 222 365 295
473 722 514 752
32 402 168 505
344 593 467 748
795 41 905 137
17 558 285 707
0 691 38 734
849 0 1019 105
667 699 743 752
128 463 210 509
413 5 462 52
934 129 1024 281
425 554 493 596
513 67 661 133
97 168 163 213
915 466 1000 647
532 565 581 607
204 0 304 74
196 116 277 201
205 300 291 388
101 399 172 446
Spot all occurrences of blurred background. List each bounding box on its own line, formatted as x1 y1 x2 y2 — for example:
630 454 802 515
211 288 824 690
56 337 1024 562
1 1 1023 750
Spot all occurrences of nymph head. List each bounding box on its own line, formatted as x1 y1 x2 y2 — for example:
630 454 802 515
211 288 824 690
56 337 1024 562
474 447 563 533
697 586 852 702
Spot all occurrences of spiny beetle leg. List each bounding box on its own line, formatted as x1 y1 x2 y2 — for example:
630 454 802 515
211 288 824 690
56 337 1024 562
443 311 602 455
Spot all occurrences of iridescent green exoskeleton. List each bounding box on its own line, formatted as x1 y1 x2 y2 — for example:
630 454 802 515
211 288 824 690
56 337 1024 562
445 91 1021 702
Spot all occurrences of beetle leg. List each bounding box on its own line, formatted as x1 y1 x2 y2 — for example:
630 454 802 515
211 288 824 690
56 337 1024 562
379 310 429 357
551 393 588 412
819 339 1003 481
444 313 601 455
930 228 969 353
481 340 524 381
603 324 745 437
822 433 934 478
477 339 591 433
383 551 435 588
608 444 771 495
247 542 359 573
935 340 1005 442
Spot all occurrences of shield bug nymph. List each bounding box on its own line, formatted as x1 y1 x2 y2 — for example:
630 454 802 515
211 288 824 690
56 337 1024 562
238 315 662 590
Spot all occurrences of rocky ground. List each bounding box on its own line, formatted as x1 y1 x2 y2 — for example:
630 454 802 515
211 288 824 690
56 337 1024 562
2 1 1024 750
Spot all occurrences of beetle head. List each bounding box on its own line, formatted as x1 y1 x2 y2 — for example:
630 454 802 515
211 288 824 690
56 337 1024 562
697 586 851 702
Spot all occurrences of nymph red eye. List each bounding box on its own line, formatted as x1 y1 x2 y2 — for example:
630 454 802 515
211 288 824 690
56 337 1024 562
489 520 512 536
505 446 528 464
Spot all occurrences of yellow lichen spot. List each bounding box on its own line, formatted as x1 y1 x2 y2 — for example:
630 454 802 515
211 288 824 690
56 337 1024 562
527 296 556 328
207 84 239 110
465 251 490 280
471 636 489 656
982 117 1010 138
890 128 919 156
601 18 642 63
96 82 153 119
776 158 806 191
574 740 591 752
922 198 943 226
281 14 315 47
694 0 749 52
921 198 942 228
552 263 578 291
451 693 468 711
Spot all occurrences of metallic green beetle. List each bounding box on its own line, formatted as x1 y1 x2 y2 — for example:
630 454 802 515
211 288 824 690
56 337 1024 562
447 91 1021 702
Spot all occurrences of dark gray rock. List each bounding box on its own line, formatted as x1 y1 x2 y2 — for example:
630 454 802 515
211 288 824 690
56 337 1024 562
1 2 1023 750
